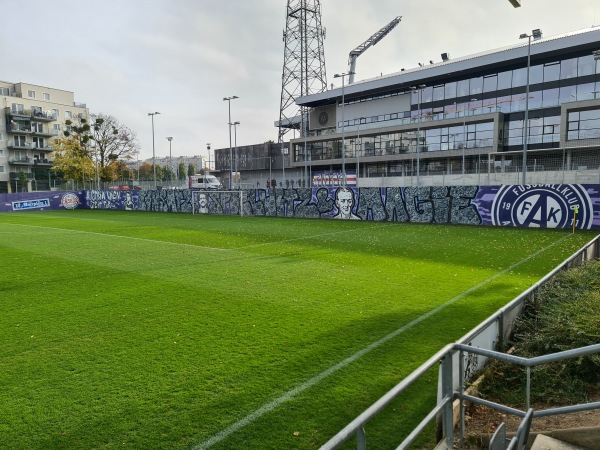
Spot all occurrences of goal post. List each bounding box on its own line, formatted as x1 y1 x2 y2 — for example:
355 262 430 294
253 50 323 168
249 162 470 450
191 190 244 216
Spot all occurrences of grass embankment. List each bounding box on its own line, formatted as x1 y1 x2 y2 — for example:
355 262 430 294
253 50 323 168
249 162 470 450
478 260 600 406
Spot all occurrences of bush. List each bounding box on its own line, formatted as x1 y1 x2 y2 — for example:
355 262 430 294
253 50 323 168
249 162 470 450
478 260 600 406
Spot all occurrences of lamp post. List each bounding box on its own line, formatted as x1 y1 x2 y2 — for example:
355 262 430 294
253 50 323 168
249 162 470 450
593 51 600 99
302 105 308 187
409 84 426 186
333 72 354 186
148 112 160 189
355 117 365 186
231 121 240 189
462 98 478 175
223 95 239 190
519 29 541 184
94 144 100 190
206 143 211 171
166 137 173 187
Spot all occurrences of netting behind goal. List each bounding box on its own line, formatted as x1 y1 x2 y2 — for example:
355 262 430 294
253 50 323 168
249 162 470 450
487 146 600 185
191 190 244 216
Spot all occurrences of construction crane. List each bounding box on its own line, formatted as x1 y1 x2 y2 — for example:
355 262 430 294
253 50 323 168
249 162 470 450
347 16 402 84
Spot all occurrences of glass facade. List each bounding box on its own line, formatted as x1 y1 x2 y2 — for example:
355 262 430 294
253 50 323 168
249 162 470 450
295 39 600 177
568 108 600 140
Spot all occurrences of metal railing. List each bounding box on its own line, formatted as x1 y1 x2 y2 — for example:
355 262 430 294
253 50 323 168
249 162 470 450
455 344 600 449
489 408 533 450
320 235 600 450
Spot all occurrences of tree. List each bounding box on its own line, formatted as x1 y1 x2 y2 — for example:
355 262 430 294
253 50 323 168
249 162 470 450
63 113 140 182
178 162 187 181
187 164 195 177
18 170 28 192
51 137 95 182
138 162 153 181
162 165 176 182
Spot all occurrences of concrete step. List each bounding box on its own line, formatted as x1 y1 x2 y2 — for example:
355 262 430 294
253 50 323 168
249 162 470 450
531 434 590 450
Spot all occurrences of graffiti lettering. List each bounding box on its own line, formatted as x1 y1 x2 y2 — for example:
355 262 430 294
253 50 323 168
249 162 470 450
10 185 595 230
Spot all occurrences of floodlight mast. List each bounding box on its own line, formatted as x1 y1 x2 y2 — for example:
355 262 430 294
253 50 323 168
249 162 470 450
348 16 402 84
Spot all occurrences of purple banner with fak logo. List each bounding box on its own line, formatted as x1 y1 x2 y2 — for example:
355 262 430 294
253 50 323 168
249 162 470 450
473 184 600 229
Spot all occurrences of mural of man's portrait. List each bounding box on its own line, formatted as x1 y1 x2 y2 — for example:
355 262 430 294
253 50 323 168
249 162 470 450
333 187 360 220
124 191 134 211
198 193 208 214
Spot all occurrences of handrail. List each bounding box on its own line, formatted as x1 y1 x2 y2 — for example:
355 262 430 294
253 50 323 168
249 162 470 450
320 235 599 450
323 343 600 449
507 408 534 450
319 345 454 450
454 342 600 367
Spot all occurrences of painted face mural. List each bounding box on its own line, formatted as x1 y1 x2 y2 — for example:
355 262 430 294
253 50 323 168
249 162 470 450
333 187 360 220
198 193 208 213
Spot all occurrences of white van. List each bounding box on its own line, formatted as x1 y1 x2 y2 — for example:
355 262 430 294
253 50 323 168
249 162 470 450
188 174 222 190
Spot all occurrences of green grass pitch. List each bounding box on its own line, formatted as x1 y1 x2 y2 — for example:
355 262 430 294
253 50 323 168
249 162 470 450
0 210 596 449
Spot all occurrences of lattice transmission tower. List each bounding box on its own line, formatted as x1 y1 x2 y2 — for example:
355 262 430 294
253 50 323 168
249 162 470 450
278 0 327 144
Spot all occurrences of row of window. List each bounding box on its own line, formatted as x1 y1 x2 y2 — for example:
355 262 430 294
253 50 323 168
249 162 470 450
27 90 51 101
10 103 76 120
360 151 599 177
343 53 600 106
0 87 53 101
299 107 600 162
297 123 497 161
6 121 60 134
567 108 600 142
8 136 49 148
339 81 600 130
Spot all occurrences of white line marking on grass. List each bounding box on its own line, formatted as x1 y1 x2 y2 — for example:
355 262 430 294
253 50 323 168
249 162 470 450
192 233 572 450
3 221 380 254
0 223 231 252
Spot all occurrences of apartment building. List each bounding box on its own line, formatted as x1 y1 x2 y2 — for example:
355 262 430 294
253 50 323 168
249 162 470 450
292 27 600 187
0 81 88 193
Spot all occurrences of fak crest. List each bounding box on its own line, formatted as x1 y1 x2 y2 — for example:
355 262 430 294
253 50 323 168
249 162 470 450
60 192 80 210
491 184 593 229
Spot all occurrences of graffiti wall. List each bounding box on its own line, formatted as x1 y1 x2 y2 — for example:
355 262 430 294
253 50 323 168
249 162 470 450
1 190 86 212
2 184 599 230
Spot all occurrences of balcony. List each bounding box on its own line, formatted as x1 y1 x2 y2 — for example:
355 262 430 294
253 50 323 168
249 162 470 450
4 106 32 121
7 140 32 150
33 158 53 166
8 157 33 166
3 107 57 121
31 110 57 121
6 141 54 152
7 123 32 134
9 171 35 181
34 145 54 153
31 127 56 138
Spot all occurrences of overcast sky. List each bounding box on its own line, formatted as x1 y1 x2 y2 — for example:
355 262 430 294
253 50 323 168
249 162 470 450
1 0 598 161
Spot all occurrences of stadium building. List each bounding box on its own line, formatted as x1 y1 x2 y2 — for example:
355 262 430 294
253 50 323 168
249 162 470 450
0 81 89 193
290 27 600 187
